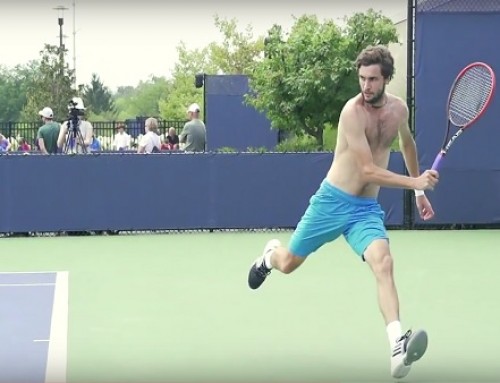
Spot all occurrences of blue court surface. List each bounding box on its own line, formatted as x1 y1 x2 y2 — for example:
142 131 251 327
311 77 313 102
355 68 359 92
0 271 68 383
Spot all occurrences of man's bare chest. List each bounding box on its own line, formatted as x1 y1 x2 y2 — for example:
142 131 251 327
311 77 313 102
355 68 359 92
365 114 400 149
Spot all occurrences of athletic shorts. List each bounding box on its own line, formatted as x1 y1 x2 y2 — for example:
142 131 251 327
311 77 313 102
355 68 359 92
288 179 388 259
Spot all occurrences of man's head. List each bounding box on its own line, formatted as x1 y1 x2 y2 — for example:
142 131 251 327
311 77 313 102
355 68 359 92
38 107 54 122
117 124 126 134
187 103 200 120
355 45 394 106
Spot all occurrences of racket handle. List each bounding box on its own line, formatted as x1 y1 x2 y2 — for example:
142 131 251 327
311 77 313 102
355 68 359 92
431 152 444 171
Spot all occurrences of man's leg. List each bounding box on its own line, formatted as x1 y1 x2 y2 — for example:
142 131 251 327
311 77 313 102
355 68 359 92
248 239 306 289
364 240 401 343
364 239 428 379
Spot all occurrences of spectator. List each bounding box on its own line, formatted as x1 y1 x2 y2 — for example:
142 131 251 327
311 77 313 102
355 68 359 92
137 117 161 154
179 103 206 152
165 127 180 150
37 107 60 154
113 124 131 151
0 134 11 153
18 138 31 152
90 135 102 152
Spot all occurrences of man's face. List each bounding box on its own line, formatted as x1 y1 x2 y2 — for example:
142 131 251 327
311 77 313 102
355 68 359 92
358 64 388 105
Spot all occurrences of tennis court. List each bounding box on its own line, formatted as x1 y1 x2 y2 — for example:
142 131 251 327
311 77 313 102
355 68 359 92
1 230 499 382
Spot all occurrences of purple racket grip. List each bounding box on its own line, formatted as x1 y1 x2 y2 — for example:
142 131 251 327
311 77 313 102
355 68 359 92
431 152 444 171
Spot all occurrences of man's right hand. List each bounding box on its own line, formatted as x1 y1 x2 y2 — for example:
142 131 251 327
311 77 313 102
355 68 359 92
414 170 439 191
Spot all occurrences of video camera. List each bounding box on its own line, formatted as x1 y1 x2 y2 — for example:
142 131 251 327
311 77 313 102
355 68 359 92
67 97 85 132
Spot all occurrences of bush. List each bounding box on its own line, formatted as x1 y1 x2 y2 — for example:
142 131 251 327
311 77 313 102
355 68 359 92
275 135 322 152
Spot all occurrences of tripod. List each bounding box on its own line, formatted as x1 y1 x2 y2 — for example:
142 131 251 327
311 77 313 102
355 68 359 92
64 116 88 154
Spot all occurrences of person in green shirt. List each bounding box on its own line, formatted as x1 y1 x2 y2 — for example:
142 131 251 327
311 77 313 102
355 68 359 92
37 107 61 154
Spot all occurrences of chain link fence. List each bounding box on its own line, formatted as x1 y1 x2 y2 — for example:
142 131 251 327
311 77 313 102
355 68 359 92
417 0 500 12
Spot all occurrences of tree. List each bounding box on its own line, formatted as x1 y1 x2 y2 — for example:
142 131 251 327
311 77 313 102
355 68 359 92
20 44 75 122
114 76 171 121
159 42 216 120
82 73 116 118
0 62 38 122
208 15 265 75
247 10 399 148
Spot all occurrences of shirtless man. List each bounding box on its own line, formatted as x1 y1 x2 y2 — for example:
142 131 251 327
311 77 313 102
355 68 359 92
247 45 439 379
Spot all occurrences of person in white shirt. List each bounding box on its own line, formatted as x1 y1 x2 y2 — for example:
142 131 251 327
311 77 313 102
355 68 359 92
137 117 161 154
113 124 131 151
57 97 93 154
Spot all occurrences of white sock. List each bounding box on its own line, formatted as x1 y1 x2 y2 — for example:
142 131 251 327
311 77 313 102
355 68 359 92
264 249 273 269
386 321 402 350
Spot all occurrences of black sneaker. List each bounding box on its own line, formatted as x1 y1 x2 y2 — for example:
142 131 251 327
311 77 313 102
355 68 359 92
247 239 280 290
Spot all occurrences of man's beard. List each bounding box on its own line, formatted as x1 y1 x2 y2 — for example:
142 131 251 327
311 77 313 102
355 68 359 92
364 85 386 106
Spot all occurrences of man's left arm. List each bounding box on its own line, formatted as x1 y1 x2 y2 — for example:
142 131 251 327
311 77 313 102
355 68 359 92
84 121 93 147
398 104 435 220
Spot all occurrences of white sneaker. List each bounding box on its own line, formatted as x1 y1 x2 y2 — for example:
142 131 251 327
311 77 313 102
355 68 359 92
247 239 281 290
391 329 428 379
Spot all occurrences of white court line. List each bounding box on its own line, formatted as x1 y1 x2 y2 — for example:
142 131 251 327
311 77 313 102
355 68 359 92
0 283 56 287
45 271 69 383
0 271 59 274
34 340 50 342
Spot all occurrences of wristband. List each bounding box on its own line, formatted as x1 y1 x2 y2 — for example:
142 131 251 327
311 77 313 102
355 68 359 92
414 189 425 197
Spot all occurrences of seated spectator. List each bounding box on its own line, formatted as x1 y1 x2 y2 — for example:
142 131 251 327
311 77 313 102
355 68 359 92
166 127 179 150
0 134 11 152
113 124 131 151
18 138 31 152
90 135 102 152
137 117 161 154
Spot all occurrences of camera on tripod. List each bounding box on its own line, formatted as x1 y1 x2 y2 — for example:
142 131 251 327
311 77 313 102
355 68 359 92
64 97 88 153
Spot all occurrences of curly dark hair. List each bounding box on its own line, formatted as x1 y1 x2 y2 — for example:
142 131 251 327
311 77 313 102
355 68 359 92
355 45 395 80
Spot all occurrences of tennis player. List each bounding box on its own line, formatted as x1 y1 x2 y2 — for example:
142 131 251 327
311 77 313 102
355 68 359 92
248 45 439 379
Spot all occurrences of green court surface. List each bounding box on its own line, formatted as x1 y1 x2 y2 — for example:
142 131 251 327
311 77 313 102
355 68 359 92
1 230 499 382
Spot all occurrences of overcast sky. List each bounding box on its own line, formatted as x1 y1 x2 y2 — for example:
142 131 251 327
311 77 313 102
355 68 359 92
0 0 406 91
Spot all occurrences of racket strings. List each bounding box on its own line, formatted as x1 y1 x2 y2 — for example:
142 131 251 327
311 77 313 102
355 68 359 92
449 66 494 127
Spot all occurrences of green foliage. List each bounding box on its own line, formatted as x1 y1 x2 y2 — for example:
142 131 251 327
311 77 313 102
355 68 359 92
246 146 268 153
20 44 75 122
208 15 265 75
247 10 399 149
114 76 171 120
275 134 322 152
82 73 116 117
0 62 38 122
159 15 265 120
217 146 238 153
158 42 214 120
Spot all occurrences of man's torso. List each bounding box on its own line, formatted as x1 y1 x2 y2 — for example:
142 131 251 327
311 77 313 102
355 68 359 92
328 93 405 198
184 120 206 152
38 122 61 153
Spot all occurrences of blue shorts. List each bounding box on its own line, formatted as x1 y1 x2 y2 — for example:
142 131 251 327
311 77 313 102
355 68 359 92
289 179 388 259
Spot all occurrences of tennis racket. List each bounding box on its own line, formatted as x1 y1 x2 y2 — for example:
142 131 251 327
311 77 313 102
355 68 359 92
431 62 496 171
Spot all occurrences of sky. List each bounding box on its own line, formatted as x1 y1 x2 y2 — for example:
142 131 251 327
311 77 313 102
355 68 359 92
0 0 406 91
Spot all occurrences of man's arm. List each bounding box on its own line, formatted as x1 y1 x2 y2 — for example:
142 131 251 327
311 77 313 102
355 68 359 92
398 104 420 178
84 121 93 146
38 138 48 154
179 124 189 144
340 104 435 190
57 123 67 149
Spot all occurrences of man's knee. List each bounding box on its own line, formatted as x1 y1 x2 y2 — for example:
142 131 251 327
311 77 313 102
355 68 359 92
279 251 305 274
364 239 393 278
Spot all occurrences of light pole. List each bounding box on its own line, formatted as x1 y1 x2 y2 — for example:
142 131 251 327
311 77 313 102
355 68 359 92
53 5 68 66
72 0 77 90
